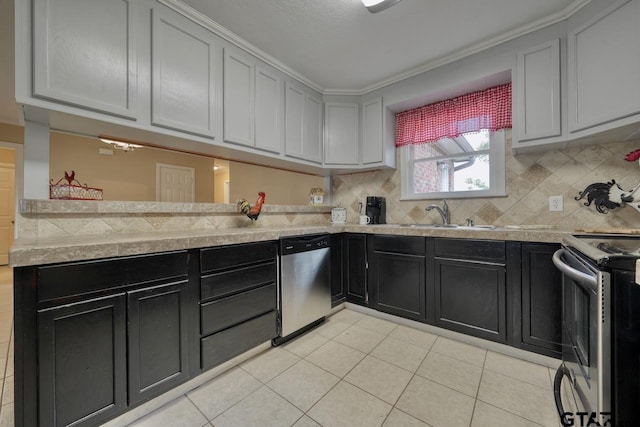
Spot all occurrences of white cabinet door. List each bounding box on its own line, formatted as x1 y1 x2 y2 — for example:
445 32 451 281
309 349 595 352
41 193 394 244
285 82 305 160
285 82 322 163
516 39 562 144
255 67 282 154
223 49 254 146
568 0 640 133
304 95 323 164
151 6 217 138
361 98 384 165
33 0 137 119
324 103 359 165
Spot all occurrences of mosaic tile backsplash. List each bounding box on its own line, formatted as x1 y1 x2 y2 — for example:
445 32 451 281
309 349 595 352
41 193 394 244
332 131 640 230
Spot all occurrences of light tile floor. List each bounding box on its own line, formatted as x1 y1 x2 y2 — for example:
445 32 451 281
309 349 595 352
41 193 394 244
129 309 562 427
0 269 563 427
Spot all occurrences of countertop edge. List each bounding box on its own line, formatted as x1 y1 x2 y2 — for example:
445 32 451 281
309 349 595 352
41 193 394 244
9 224 573 267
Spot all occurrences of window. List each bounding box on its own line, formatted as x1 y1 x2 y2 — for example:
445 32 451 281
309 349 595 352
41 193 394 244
400 130 506 199
395 83 510 200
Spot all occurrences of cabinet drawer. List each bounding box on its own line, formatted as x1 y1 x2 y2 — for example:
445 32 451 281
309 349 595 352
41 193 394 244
434 238 505 264
200 241 277 273
201 311 276 370
37 251 190 303
201 284 276 336
370 235 425 255
200 262 276 301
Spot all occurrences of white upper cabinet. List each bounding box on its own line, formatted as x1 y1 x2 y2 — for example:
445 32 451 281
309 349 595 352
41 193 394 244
285 82 323 164
223 49 255 146
151 6 217 138
568 0 640 134
361 98 384 165
515 39 563 146
223 47 282 154
324 103 359 166
33 0 137 119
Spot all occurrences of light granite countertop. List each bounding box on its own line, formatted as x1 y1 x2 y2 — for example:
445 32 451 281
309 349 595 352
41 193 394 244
9 223 574 267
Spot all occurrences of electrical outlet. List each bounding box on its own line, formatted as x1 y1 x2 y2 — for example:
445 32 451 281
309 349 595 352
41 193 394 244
549 195 563 212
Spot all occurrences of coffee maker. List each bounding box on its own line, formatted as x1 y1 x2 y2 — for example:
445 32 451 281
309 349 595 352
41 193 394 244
366 196 386 224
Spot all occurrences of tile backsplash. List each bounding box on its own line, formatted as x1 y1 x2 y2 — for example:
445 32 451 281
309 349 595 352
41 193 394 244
332 130 640 230
17 201 331 240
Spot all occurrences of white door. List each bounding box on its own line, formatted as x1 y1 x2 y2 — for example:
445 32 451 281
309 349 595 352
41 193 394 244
0 165 15 265
156 164 195 202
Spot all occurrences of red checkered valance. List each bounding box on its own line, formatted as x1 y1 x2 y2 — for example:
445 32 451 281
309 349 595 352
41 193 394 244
395 83 512 146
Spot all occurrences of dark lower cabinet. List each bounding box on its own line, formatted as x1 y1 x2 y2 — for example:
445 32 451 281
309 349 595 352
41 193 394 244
330 234 346 306
16 250 198 427
369 235 426 321
345 234 368 305
512 242 562 358
37 294 128 427
432 238 507 343
128 281 191 404
199 241 278 370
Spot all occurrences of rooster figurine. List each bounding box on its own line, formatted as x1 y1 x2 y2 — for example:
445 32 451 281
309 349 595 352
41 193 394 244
64 170 76 185
575 148 640 214
237 192 266 226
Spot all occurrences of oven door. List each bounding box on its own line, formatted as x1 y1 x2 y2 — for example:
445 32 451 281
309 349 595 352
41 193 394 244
552 248 610 420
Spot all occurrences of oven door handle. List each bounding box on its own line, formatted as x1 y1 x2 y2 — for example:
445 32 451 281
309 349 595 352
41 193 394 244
553 249 598 291
554 364 571 420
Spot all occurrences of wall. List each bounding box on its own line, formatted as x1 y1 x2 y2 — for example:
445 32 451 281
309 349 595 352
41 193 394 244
229 161 324 206
332 130 640 229
0 123 24 144
50 133 217 202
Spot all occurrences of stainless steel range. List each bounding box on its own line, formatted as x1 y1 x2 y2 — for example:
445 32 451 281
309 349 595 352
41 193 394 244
553 234 640 427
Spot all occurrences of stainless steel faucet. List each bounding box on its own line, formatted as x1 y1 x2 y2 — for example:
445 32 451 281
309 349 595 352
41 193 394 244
425 199 450 225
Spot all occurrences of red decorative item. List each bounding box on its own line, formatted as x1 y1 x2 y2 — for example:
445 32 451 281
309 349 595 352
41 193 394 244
237 192 266 225
49 170 103 200
624 149 640 162
395 83 512 146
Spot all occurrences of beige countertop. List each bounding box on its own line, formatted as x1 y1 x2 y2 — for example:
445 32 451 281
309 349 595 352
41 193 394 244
9 223 574 268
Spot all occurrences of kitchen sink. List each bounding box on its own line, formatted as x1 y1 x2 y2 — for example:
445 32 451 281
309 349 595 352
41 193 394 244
395 224 496 230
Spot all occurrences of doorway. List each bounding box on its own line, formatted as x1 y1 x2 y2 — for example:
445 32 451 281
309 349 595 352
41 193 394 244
0 144 18 266
156 163 195 203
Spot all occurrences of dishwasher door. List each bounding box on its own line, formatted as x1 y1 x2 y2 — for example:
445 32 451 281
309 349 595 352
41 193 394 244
280 235 331 338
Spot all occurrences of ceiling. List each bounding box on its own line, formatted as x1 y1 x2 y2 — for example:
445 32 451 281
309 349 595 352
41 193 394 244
179 0 587 93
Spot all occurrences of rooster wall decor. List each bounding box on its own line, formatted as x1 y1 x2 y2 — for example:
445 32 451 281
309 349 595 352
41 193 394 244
237 192 266 226
575 149 640 214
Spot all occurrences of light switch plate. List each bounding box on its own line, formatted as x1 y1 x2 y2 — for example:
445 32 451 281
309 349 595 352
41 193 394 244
549 195 563 211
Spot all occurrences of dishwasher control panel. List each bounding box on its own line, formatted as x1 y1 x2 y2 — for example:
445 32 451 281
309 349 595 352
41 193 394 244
281 234 330 255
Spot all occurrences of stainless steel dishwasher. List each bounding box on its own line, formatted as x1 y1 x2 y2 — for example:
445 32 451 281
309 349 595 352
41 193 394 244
274 234 331 344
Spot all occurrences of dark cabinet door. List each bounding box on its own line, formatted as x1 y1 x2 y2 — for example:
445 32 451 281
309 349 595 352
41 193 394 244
370 252 426 321
37 294 127 427
330 233 345 306
128 280 190 405
434 259 507 343
516 242 562 357
345 234 368 305
369 236 426 321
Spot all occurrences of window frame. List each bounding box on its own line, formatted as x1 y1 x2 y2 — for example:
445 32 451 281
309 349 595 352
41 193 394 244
400 130 507 200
